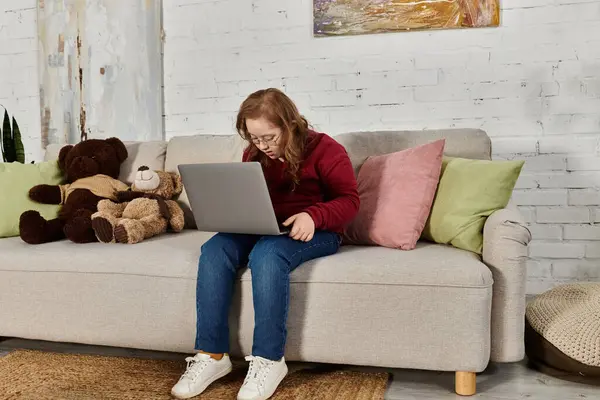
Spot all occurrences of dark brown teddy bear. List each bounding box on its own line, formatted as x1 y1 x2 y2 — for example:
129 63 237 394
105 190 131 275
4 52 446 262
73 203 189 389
19 138 128 244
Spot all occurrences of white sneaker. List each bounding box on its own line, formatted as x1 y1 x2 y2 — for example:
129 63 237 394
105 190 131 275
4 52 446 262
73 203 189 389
171 353 232 399
237 355 288 400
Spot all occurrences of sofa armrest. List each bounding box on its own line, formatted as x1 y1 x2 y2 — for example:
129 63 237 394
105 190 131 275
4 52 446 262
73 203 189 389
482 207 531 363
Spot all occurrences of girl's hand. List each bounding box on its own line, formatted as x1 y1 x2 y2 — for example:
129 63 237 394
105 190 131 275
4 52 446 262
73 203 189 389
283 212 315 242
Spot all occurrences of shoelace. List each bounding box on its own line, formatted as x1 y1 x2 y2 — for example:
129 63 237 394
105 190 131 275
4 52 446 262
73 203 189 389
182 353 213 381
244 355 274 393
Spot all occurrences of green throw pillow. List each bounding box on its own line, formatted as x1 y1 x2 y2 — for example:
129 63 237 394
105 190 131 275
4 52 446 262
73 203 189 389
0 161 64 238
421 157 524 254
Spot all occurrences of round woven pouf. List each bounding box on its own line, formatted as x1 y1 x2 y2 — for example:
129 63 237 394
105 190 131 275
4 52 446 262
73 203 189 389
525 282 600 384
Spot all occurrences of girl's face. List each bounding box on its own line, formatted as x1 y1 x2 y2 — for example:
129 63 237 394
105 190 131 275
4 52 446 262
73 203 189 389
246 117 284 160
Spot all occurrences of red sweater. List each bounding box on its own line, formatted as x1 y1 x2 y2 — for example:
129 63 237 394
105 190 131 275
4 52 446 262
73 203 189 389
243 130 360 234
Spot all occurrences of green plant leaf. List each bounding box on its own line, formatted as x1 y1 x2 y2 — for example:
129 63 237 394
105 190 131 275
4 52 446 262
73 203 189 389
2 110 15 163
0 112 4 162
12 117 25 163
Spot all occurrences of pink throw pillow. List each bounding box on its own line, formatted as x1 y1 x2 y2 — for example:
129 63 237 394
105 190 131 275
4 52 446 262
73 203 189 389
343 139 445 250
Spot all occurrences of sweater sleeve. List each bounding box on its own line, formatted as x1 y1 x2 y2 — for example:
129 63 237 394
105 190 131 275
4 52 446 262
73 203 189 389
304 149 360 232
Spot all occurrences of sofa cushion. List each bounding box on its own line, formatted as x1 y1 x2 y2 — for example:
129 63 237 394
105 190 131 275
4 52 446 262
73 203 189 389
165 135 246 169
164 135 248 228
0 232 492 288
422 157 525 254
0 161 64 238
343 139 445 250
44 141 167 185
334 128 491 177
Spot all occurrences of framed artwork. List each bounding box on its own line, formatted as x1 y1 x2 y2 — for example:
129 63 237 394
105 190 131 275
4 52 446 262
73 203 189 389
314 0 500 37
37 0 164 146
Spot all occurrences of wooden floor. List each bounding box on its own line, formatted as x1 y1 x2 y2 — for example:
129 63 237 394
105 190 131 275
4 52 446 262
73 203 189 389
0 338 597 399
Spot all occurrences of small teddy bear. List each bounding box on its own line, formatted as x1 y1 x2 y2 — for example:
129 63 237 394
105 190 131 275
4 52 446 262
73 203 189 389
91 165 185 244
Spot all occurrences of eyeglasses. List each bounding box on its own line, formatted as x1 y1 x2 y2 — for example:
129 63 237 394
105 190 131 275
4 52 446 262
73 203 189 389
250 135 279 146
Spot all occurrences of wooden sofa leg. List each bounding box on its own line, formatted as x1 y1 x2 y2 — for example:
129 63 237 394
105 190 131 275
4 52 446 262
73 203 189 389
455 371 476 396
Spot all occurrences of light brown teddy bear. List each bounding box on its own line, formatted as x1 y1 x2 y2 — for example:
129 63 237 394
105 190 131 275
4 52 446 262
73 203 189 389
91 166 185 244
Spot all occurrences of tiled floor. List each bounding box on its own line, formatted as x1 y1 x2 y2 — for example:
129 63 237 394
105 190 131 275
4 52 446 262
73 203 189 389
0 338 597 399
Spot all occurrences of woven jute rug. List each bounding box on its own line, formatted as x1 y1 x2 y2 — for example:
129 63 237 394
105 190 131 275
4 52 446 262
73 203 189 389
0 350 388 400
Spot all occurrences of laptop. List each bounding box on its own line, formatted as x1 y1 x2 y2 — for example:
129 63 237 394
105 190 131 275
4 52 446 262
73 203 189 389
178 162 289 235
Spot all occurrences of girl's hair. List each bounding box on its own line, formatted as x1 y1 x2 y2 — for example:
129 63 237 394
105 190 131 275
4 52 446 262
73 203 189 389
236 88 309 185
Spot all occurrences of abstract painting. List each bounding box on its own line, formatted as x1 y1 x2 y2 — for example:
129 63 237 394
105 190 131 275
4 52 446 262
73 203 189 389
37 0 164 147
314 0 500 36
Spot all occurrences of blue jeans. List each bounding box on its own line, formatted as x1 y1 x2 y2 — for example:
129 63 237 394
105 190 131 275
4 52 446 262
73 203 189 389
195 231 341 361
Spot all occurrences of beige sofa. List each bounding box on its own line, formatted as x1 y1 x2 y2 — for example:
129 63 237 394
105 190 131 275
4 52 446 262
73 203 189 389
0 129 531 395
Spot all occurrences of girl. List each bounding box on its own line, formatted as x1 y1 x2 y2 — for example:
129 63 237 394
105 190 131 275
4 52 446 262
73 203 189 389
171 88 360 400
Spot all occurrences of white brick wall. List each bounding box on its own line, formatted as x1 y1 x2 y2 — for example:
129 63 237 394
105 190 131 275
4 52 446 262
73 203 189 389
162 0 600 294
2 0 599 293
0 0 41 162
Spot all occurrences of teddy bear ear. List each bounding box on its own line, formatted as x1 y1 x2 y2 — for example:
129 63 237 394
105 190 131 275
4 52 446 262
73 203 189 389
58 145 74 172
105 137 128 163
171 173 184 196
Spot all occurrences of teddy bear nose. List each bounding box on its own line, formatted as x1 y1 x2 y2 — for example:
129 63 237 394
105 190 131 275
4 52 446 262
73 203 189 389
138 165 150 172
